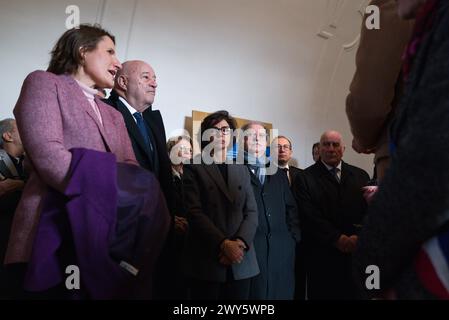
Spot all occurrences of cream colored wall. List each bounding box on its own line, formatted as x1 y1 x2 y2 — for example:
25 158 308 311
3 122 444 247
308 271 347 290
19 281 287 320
0 0 374 173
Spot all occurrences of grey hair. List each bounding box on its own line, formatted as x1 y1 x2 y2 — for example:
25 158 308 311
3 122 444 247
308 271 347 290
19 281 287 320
240 121 267 133
0 118 15 148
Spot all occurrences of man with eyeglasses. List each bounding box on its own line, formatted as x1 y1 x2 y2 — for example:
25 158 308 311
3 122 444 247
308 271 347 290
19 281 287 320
293 130 369 300
270 136 307 300
271 136 303 188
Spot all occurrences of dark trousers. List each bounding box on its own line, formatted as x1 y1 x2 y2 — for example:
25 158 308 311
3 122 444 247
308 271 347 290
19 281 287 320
0 191 22 299
1 263 75 300
294 242 307 300
306 250 356 300
190 269 251 300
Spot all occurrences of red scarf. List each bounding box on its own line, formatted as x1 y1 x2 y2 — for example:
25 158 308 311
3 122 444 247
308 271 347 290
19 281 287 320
402 0 439 80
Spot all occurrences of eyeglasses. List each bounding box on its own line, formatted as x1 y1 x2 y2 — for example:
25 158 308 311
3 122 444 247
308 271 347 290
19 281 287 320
212 126 231 136
246 132 268 140
277 144 291 150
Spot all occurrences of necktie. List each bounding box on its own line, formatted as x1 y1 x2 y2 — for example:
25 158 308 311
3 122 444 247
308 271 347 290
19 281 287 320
249 165 265 185
8 154 24 179
257 166 266 185
282 167 291 186
133 112 160 176
133 112 153 153
15 156 24 179
330 167 340 183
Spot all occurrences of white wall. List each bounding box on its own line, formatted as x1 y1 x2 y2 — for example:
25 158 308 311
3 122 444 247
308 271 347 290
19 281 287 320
0 0 374 173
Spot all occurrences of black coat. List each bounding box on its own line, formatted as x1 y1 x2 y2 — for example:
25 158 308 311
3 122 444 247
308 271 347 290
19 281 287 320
288 165 303 188
0 149 26 297
287 165 307 300
248 165 301 300
105 91 174 213
182 163 260 283
293 160 369 299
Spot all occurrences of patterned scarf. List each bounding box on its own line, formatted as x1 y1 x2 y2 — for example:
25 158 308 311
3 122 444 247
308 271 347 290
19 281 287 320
244 151 267 185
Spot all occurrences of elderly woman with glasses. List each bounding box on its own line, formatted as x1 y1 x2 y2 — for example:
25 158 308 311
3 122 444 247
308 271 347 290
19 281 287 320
166 135 193 234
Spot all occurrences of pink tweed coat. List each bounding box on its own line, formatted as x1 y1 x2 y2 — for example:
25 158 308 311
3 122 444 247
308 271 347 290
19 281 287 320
4 70 138 264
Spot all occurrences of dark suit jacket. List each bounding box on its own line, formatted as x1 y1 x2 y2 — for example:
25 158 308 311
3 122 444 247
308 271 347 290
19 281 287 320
294 160 369 299
288 165 303 189
285 165 307 300
172 172 187 218
182 162 259 282
247 165 300 300
0 150 22 180
0 149 26 280
105 91 174 213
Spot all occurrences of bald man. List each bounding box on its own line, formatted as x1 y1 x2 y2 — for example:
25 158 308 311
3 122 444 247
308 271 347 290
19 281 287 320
105 60 175 208
105 60 177 298
292 130 369 299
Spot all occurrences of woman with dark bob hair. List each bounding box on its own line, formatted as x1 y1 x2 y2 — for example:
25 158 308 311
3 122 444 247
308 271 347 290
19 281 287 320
181 110 260 300
4 24 141 297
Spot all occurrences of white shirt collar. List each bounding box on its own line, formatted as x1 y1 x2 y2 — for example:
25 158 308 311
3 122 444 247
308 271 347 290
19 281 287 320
321 160 341 172
119 96 139 123
172 167 182 179
277 163 290 170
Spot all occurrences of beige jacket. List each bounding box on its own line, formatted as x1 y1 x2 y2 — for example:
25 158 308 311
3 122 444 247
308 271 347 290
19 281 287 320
346 0 414 165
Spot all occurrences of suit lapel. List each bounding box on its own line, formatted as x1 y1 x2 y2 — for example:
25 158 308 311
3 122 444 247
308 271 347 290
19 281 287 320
317 161 339 185
340 161 351 185
97 99 118 153
143 110 163 150
0 150 18 177
67 76 112 151
74 84 104 130
204 164 234 202
247 165 262 188
115 99 153 161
